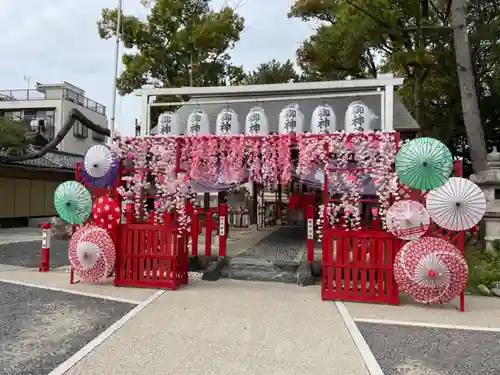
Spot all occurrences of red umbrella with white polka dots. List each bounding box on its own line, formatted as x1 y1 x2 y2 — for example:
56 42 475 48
68 225 116 283
393 237 468 304
92 196 121 232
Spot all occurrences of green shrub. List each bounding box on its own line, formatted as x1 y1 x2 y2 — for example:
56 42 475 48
465 246 500 291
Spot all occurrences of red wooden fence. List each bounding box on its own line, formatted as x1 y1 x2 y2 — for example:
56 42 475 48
115 223 189 289
322 229 400 304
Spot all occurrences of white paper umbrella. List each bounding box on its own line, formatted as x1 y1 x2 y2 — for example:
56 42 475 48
426 177 486 231
386 200 430 240
83 145 116 178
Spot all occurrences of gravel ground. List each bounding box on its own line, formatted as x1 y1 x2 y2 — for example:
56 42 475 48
0 281 134 375
234 226 305 263
357 322 500 375
0 240 69 268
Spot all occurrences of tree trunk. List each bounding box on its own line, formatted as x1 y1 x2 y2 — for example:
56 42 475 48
450 0 487 173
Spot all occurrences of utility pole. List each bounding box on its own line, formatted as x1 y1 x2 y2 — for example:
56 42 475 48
450 0 487 172
24 74 31 99
109 0 123 145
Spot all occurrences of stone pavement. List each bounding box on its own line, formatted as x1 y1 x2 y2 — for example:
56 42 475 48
64 280 369 375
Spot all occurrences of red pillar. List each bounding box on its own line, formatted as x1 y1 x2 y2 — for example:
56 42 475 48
40 222 51 272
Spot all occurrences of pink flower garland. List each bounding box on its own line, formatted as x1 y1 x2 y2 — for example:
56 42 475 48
261 135 280 189
277 134 292 184
187 136 218 181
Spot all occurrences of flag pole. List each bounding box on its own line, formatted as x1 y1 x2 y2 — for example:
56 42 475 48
108 0 123 145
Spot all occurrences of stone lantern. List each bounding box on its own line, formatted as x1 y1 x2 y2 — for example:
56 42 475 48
470 147 500 251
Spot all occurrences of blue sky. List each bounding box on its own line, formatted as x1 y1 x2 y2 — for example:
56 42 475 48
0 0 314 135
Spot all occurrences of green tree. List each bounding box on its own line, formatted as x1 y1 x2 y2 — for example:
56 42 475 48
289 0 500 172
0 117 32 153
237 59 300 84
97 0 245 95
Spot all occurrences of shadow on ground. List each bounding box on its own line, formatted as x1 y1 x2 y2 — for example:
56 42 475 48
357 322 500 375
0 281 134 375
0 240 69 268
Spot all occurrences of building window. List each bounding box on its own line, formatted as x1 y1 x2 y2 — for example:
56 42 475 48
73 120 88 138
92 131 106 141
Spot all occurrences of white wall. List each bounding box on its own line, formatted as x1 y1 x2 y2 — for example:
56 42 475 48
60 100 108 155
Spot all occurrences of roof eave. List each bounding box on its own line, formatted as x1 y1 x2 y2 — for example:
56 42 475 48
136 78 405 98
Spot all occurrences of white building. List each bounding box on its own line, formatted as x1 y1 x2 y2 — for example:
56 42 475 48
0 82 108 155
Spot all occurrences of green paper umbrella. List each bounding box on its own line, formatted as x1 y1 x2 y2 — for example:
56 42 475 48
395 137 453 190
54 181 92 224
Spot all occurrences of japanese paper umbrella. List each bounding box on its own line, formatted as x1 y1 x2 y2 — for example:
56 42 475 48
395 137 453 190
394 237 468 304
386 200 430 240
82 144 119 187
92 196 121 231
54 181 92 224
426 177 486 231
80 159 119 188
69 225 116 283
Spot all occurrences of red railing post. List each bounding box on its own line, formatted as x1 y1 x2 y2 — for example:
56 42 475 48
306 204 315 262
205 210 212 257
191 210 199 257
218 203 228 257
40 222 51 272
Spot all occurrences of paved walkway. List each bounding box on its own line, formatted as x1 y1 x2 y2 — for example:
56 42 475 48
63 280 368 375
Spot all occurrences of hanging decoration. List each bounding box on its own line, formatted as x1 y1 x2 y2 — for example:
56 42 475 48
92 196 121 232
386 200 430 240
69 224 116 283
186 109 210 135
395 137 453 190
151 111 180 135
344 101 377 132
311 104 337 133
216 108 240 136
245 106 269 135
54 181 92 224
426 177 486 231
393 237 468 304
278 104 304 134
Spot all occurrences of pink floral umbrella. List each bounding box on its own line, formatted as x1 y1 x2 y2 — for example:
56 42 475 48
386 200 430 240
69 225 116 283
394 237 468 304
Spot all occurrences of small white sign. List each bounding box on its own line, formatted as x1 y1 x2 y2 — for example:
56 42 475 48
307 219 314 240
42 230 51 249
219 217 226 237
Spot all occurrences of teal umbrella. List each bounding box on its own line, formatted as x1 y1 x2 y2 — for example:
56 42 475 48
395 137 453 190
54 181 92 224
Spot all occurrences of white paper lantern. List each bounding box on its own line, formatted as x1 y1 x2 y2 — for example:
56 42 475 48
153 111 180 135
311 104 337 133
245 106 269 135
186 109 210 135
344 101 378 132
216 108 240 135
278 104 304 134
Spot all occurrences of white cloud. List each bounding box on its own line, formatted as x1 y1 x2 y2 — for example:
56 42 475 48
0 0 313 136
